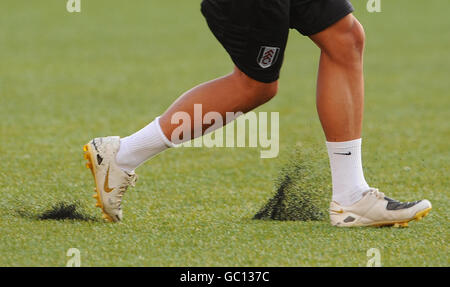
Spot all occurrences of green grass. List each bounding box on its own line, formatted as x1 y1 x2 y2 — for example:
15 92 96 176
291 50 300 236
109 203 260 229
0 0 449 266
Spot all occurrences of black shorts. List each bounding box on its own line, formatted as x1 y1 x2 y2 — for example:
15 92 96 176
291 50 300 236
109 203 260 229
201 0 354 83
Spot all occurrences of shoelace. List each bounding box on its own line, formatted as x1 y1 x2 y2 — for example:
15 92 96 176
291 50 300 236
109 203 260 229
115 174 138 207
368 188 385 200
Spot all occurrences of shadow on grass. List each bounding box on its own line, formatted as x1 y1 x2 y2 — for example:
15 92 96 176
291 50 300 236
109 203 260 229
17 201 98 222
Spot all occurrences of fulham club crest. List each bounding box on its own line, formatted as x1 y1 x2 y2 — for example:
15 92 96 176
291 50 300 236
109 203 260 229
257 46 280 69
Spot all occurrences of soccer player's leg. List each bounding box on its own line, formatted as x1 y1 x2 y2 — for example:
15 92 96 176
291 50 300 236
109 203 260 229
83 0 289 222
159 67 278 144
156 0 289 143
291 0 431 227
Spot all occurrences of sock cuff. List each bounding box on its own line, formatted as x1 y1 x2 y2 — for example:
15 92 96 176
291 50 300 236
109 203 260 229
155 116 175 148
326 138 362 149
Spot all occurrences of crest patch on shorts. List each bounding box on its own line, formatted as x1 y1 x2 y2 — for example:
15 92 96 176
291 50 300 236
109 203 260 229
257 46 280 69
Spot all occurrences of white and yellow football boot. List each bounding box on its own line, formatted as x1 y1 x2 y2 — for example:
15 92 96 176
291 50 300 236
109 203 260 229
330 188 431 227
83 136 137 222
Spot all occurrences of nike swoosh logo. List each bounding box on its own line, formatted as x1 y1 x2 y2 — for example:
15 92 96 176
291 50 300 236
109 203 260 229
330 209 344 214
104 166 114 193
334 152 351 155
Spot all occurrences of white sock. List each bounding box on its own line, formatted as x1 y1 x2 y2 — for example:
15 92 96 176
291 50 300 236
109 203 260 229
115 117 174 173
326 138 369 206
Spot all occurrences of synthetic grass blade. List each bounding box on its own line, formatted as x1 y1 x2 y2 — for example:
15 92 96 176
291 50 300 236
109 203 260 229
254 148 330 221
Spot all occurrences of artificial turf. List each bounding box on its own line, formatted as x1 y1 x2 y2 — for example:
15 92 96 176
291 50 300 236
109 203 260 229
0 0 448 266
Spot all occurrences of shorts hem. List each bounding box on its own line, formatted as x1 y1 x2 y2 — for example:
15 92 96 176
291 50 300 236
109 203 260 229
298 6 355 36
232 58 280 83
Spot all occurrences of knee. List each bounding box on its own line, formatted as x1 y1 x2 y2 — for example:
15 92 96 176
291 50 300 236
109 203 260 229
348 19 365 57
251 81 278 105
233 69 278 107
322 16 365 65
